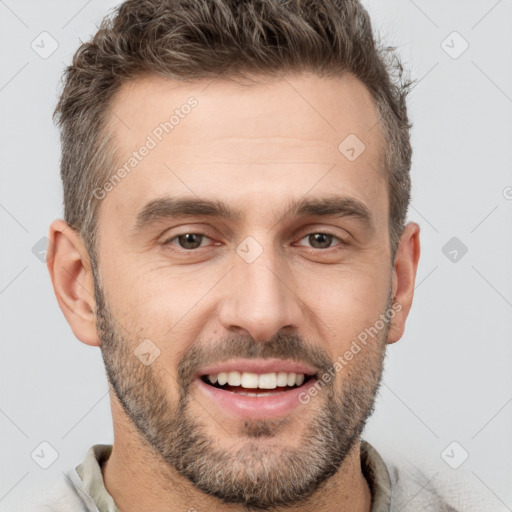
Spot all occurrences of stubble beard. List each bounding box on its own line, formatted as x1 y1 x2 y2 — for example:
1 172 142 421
93 272 389 510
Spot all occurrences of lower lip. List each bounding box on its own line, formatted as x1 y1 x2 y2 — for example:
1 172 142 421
195 377 317 420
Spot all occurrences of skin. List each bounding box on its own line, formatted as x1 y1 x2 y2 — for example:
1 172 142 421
47 72 420 512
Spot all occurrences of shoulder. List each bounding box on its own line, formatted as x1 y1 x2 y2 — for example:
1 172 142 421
385 459 459 511
378 445 494 512
2 471 92 512
0 445 114 512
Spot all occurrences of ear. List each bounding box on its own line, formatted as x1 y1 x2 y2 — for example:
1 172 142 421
387 222 421 344
46 219 100 347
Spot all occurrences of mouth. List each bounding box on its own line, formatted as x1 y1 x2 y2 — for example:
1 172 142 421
195 360 318 420
200 371 315 396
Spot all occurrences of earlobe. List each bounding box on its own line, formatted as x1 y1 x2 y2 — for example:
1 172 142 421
386 222 421 344
46 219 100 347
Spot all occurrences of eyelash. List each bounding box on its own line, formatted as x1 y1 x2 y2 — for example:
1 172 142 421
162 230 346 252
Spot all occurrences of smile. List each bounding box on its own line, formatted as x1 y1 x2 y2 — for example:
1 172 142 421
202 371 311 396
195 359 318 419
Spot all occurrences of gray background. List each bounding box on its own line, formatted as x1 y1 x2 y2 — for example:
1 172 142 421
1 0 511 509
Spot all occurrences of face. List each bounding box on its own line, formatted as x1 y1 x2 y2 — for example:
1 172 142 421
93 72 394 508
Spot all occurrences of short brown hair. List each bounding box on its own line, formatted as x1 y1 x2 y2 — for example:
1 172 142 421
54 0 413 267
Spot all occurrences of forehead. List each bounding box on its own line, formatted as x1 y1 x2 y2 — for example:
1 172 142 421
100 72 386 232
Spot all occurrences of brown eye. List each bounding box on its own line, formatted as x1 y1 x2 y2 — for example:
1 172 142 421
165 232 210 250
308 233 334 249
297 232 343 250
179 233 204 249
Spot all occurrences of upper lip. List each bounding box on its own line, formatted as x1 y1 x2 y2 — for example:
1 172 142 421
197 358 318 378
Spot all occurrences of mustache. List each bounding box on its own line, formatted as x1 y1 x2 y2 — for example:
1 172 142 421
177 331 333 391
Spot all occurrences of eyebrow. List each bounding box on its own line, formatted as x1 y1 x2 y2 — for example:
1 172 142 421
133 194 374 233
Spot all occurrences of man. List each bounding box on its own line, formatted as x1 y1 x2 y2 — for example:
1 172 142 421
20 0 459 510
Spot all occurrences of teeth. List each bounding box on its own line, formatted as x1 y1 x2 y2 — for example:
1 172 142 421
258 373 277 389
227 371 241 386
241 372 259 388
205 371 307 389
276 372 288 387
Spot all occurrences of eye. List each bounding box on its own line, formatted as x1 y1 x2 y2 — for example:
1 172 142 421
162 230 346 253
163 232 212 250
296 231 344 250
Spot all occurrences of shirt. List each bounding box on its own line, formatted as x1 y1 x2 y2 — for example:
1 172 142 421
13 440 462 511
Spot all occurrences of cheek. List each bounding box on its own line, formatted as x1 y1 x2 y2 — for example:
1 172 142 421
298 264 390 345
100 257 192 320
101 264 218 363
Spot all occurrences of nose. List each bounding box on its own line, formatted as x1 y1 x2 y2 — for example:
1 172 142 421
217 241 303 343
